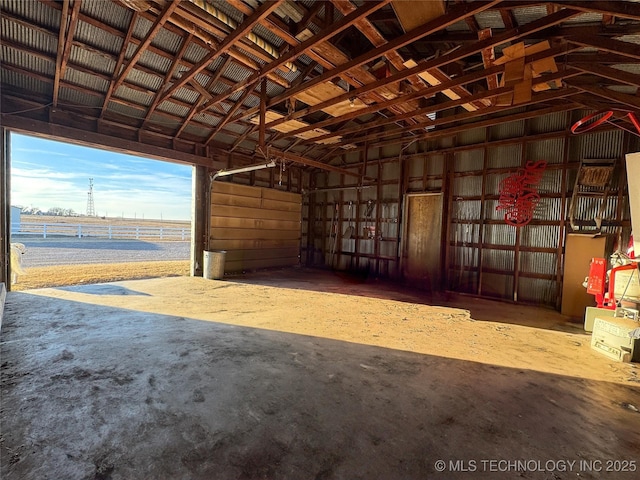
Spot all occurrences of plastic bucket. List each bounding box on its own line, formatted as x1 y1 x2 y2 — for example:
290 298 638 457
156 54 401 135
203 250 226 280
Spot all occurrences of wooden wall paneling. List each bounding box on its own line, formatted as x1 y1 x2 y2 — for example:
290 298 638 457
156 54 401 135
210 181 302 273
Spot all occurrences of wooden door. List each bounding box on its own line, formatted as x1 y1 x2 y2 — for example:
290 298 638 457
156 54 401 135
401 193 443 291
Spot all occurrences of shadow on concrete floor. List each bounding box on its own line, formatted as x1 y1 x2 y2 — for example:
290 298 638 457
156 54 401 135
1 290 639 480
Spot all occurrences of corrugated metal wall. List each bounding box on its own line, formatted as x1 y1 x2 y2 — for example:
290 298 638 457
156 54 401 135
302 110 635 309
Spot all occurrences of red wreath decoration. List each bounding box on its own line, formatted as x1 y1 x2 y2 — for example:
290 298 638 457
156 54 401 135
496 160 547 227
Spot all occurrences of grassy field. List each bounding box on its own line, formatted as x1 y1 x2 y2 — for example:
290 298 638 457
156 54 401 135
19 214 190 228
12 260 190 291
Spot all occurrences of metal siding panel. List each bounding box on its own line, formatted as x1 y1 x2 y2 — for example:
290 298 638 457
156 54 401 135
483 222 516 246
512 6 548 25
528 111 568 134
537 168 563 194
518 277 556 305
519 251 557 275
490 120 525 140
487 144 522 169
457 126 485 145
520 225 559 249
107 100 145 119
157 101 189 117
454 149 483 172
575 129 624 160
482 249 514 270
534 197 562 222
526 138 565 164
453 176 482 197
138 50 172 75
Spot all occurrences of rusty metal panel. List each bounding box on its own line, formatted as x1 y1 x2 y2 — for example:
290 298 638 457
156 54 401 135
526 137 565 164
487 144 522 169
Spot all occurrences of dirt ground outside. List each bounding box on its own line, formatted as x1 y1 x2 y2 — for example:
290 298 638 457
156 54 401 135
1 270 639 480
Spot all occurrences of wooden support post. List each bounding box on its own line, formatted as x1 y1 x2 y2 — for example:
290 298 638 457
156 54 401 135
259 77 267 150
477 133 489 295
0 129 10 289
442 152 454 291
190 165 208 277
555 126 571 310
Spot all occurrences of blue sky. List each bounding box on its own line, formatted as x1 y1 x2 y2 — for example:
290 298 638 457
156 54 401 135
10 133 193 221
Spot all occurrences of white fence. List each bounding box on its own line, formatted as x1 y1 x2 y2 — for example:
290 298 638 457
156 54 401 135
12 223 190 240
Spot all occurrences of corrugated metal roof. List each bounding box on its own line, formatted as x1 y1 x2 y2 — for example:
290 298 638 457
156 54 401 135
612 64 640 74
1 68 51 97
170 87 199 105
617 35 640 45
184 43 210 65
197 113 221 127
182 123 211 139
222 62 254 83
204 0 245 24
107 100 146 119
475 10 505 29
69 46 116 75
446 20 471 32
1 44 55 77
520 225 559 249
490 120 525 140
81 0 132 31
511 6 548 25
150 27 183 54
132 15 153 40
607 85 638 94
147 111 182 129
58 85 103 108
138 50 172 75
114 85 153 107
64 67 109 94
156 100 189 118
1 17 58 54
125 69 163 91
457 126 485 145
75 20 123 55
2 0 61 30
565 12 603 24
528 111 568 134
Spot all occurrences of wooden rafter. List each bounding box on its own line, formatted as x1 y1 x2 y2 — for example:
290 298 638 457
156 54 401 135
100 11 139 119
568 36 640 61
51 0 70 108
190 0 394 117
111 1 180 96
158 0 286 104
556 1 640 21
564 82 640 110
175 55 233 139
570 63 640 88
204 81 260 146
142 33 193 129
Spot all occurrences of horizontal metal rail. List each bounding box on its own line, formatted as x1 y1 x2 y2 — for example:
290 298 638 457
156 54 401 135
11 223 190 240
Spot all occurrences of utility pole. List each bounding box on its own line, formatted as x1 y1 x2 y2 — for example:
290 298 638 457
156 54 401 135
86 178 95 216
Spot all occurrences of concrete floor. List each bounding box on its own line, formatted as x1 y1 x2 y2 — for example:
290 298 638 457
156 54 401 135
1 269 639 479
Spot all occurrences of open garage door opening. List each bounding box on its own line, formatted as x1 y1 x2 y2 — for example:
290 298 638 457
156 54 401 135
9 132 192 290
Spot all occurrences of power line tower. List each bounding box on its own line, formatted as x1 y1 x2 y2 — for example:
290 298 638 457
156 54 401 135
86 178 95 216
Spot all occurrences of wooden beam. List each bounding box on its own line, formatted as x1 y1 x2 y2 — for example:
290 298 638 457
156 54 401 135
142 33 193 128
100 11 138 119
190 0 394 115
556 1 640 21
175 56 234 139
112 1 180 95
266 43 575 135
52 0 70 108
205 81 259 146
570 63 640 88
158 0 285 104
564 82 640 110
259 78 267 149
272 149 374 180
568 36 640 61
